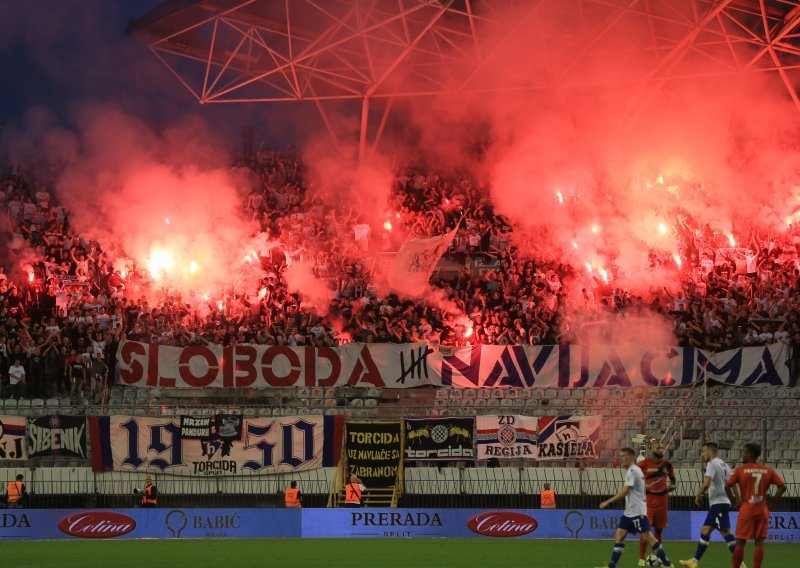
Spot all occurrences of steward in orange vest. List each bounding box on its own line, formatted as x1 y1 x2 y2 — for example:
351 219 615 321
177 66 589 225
344 474 366 508
137 475 158 508
285 481 302 508
6 474 26 509
540 483 556 509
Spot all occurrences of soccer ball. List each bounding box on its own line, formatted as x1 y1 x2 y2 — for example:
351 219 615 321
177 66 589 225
645 554 663 567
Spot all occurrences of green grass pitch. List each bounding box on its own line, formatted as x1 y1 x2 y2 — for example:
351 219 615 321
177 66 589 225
0 539 795 567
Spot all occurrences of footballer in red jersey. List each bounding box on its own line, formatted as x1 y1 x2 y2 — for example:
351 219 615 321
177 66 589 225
638 440 676 565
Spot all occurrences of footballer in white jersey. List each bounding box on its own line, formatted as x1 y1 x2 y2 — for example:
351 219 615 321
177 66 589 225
596 448 672 568
679 442 742 568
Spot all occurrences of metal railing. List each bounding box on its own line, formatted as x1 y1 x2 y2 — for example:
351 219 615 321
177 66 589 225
3 466 799 510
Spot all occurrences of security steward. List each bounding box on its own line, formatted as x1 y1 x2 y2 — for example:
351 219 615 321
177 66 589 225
6 474 27 509
134 475 158 508
285 481 302 508
540 482 556 509
344 474 366 508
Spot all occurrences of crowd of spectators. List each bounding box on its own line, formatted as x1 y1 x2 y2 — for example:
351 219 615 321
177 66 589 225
1 144 798 400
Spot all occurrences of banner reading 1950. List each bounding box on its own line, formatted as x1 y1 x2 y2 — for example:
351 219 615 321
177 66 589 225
89 415 342 476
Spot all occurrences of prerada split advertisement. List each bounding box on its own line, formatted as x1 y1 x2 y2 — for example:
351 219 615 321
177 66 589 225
116 340 790 389
3 509 800 541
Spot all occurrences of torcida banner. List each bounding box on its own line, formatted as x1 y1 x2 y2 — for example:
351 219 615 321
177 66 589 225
90 415 342 476
117 340 790 389
344 421 403 488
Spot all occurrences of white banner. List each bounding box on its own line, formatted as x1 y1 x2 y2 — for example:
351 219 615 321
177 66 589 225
476 415 539 459
537 415 601 460
118 340 791 389
93 415 336 476
388 228 457 296
117 340 436 388
439 343 791 389
0 416 27 461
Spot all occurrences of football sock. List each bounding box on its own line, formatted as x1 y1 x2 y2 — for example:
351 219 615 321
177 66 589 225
753 543 764 568
732 544 744 568
652 541 671 566
694 534 710 561
609 542 624 568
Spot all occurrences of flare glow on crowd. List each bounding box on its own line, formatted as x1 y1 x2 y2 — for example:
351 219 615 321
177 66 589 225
3 0 800 398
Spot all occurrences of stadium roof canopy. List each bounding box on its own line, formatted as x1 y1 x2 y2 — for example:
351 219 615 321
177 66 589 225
128 0 800 154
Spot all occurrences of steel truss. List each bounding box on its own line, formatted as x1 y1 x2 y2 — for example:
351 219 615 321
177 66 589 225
128 0 800 157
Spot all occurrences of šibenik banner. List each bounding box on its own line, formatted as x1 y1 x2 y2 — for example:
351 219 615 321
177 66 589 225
116 340 790 389
27 415 87 459
90 416 342 476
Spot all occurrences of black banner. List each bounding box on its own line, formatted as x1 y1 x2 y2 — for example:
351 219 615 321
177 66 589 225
26 415 87 459
180 416 212 439
214 414 243 441
404 417 475 461
180 415 243 440
345 421 402 488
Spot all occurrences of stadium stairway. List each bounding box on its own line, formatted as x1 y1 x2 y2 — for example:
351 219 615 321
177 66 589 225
331 487 397 508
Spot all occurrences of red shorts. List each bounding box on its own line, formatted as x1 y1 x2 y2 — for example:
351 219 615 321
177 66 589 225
647 506 668 529
735 515 769 541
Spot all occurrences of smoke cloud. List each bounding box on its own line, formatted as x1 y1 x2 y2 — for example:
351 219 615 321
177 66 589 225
5 105 259 302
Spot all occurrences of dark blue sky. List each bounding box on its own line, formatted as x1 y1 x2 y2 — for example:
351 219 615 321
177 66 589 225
0 0 299 146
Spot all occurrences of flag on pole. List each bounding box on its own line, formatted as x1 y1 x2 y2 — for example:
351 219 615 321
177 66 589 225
388 228 457 296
